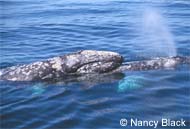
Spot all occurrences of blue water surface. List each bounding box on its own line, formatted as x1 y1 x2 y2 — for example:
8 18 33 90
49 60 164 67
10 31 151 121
0 0 190 129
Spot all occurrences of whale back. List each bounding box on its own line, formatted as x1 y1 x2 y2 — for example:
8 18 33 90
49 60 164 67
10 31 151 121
114 56 190 72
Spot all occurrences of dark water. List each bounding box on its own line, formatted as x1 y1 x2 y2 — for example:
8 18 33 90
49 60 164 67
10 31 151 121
0 0 190 129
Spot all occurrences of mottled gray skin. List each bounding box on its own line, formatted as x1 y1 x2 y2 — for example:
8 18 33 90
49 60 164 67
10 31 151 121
114 56 190 72
0 50 189 81
0 50 123 81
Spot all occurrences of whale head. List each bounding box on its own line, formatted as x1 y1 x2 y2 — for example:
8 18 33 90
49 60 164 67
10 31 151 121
62 50 124 74
0 50 124 81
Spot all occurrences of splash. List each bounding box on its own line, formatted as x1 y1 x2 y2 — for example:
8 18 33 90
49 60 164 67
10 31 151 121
140 7 177 57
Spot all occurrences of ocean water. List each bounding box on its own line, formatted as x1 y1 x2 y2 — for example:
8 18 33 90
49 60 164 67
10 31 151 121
0 0 190 129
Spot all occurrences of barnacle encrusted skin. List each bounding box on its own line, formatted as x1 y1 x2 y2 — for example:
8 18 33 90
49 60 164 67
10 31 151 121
0 50 123 81
113 56 188 72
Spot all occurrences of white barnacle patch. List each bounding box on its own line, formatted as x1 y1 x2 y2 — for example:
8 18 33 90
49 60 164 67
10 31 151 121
51 57 63 71
29 61 43 70
8 77 18 81
81 50 119 56
92 62 99 67
146 60 156 66
81 50 97 55
44 63 49 67
164 59 176 68
39 71 43 75
41 63 47 70
66 55 79 67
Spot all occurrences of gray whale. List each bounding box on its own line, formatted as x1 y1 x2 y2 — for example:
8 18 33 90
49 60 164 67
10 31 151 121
0 50 189 81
